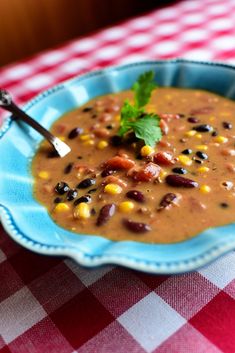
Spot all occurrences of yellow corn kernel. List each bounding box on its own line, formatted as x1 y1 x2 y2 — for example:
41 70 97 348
209 116 215 122
146 105 155 113
185 130 196 137
80 134 91 141
83 139 95 146
158 169 167 183
165 94 172 100
195 145 208 151
214 136 228 144
38 171 50 179
178 155 192 166
97 140 108 149
221 111 230 116
200 185 211 193
197 166 210 173
115 115 120 121
119 201 134 213
140 145 154 157
195 133 202 139
74 202 90 219
57 136 66 141
104 183 122 195
54 203 70 212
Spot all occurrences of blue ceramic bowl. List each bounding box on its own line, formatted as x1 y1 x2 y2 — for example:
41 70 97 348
1 59 235 274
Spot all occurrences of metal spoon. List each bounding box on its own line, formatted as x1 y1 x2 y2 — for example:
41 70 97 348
0 89 71 157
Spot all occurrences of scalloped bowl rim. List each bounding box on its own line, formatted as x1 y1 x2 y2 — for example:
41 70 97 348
1 58 235 274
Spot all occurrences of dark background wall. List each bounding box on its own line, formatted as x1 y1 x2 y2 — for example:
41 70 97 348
0 0 177 67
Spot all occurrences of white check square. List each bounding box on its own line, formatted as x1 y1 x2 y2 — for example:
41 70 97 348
199 251 235 289
0 287 47 343
65 259 114 287
118 292 186 352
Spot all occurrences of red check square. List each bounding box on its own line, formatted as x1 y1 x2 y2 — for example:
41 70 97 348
29 262 85 314
9 249 61 283
190 291 235 353
50 288 114 349
8 317 73 353
0 261 23 302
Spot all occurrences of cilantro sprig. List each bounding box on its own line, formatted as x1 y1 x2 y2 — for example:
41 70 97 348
118 71 162 147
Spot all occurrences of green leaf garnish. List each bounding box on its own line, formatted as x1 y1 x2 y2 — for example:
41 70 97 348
118 71 162 147
132 70 157 108
129 115 162 147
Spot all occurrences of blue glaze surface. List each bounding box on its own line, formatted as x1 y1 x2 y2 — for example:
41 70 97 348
1 59 235 274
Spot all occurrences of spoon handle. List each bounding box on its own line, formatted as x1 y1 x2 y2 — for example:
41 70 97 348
0 89 71 157
9 102 56 142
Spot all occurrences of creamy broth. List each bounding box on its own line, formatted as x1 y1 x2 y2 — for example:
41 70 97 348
32 88 235 243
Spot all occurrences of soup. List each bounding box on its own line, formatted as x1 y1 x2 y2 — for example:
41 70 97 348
32 83 235 243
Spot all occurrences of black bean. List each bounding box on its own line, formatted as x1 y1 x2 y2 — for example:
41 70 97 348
77 156 83 159
196 151 208 160
77 178 96 189
212 130 218 137
193 124 212 132
101 168 115 177
182 149 192 155
123 219 151 233
166 175 198 188
54 197 62 203
96 204 116 226
110 135 122 146
64 162 73 174
220 202 229 208
172 167 187 175
187 117 199 123
126 190 145 203
106 125 113 130
194 159 203 164
55 182 70 194
66 189 78 201
88 188 98 194
83 106 93 112
74 195 91 206
222 121 232 130
158 193 178 211
178 113 185 118
68 127 83 139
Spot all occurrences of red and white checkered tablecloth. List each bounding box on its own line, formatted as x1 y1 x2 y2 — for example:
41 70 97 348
1 0 235 352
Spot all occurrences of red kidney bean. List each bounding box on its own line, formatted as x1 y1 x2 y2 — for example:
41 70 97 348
187 117 199 123
190 106 213 115
96 204 116 226
222 121 232 129
126 190 145 203
123 219 151 233
68 127 83 139
166 175 198 188
101 168 115 177
158 193 178 211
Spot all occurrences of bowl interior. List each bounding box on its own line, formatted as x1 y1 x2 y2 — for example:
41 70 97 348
1 59 235 273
